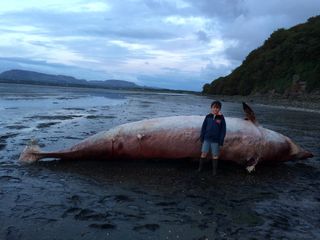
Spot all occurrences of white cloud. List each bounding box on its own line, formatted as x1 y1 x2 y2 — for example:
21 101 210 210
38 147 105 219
164 16 209 28
109 40 153 51
0 25 43 33
0 1 111 14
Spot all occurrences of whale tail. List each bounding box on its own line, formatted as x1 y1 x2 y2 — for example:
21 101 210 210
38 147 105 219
19 139 42 164
19 139 84 164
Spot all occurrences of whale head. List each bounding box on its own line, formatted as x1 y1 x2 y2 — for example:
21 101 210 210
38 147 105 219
287 137 314 160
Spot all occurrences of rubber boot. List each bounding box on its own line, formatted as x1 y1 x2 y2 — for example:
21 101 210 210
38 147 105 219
197 157 206 172
212 159 218 176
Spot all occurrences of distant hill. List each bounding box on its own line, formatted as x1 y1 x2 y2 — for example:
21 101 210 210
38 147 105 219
203 15 320 96
0 69 140 89
89 79 138 88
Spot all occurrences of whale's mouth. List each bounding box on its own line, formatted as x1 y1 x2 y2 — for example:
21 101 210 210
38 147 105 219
287 137 314 160
293 150 314 160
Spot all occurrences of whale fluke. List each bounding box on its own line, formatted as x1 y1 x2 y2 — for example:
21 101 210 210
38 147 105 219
19 139 42 164
19 139 80 163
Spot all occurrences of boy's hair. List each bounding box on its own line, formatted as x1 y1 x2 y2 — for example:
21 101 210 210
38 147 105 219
211 100 222 109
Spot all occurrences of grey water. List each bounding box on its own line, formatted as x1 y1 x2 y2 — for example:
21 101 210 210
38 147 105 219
0 83 319 240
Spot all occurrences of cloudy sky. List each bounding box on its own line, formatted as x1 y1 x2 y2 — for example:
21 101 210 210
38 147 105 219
0 0 319 90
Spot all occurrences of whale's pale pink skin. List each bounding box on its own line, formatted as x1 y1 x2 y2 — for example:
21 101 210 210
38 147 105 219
19 115 313 166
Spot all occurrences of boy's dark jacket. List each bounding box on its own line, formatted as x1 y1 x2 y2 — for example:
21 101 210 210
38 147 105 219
200 113 226 146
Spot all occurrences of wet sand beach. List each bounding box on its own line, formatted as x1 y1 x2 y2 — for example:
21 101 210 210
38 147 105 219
206 94 320 113
0 83 319 240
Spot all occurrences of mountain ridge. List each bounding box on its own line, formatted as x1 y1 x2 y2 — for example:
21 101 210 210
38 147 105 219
0 69 140 89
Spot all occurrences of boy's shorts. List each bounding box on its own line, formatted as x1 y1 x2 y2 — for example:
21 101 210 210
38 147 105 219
201 140 220 157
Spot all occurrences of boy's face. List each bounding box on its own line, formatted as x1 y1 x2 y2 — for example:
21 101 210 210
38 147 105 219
211 105 220 115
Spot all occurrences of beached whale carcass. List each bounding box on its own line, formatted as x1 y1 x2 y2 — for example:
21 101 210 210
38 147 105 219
19 103 313 171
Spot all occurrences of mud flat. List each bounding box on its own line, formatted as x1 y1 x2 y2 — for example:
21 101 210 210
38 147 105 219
0 83 319 239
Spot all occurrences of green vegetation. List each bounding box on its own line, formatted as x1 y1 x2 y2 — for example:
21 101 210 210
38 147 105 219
203 16 320 96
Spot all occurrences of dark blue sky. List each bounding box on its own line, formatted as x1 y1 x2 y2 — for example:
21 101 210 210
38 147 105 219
0 0 319 90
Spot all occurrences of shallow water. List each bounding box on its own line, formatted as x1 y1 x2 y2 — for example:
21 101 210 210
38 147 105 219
0 83 319 240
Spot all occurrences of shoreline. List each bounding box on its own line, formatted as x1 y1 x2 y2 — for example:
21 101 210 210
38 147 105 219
204 94 320 113
1 82 319 112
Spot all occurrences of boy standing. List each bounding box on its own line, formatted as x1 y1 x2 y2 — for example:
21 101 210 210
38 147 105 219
198 100 226 175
